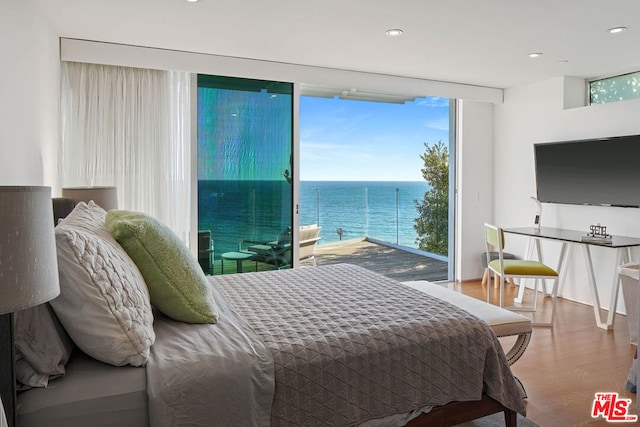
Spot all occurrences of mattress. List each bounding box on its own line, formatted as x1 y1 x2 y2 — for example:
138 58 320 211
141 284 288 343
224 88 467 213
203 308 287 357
17 351 148 427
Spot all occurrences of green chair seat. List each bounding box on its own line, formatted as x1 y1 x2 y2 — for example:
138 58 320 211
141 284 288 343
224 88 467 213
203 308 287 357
489 259 558 277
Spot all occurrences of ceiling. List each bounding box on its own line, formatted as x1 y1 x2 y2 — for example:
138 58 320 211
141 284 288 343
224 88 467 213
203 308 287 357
39 0 640 90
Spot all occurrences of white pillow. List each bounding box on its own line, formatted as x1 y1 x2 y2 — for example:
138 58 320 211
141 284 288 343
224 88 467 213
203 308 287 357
14 303 73 389
50 202 155 367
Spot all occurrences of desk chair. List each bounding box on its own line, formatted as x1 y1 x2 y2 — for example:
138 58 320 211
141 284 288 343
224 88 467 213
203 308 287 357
484 223 559 327
481 252 518 288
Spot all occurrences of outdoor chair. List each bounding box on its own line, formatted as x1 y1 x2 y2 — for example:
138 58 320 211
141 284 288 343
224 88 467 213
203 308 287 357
241 225 321 269
299 224 321 266
198 230 215 275
242 227 292 270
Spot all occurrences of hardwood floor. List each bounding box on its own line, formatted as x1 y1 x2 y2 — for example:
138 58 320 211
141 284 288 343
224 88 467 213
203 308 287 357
450 279 636 426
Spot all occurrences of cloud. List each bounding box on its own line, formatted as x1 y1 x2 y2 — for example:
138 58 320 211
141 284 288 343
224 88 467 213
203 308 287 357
424 117 450 131
415 97 450 108
301 141 346 151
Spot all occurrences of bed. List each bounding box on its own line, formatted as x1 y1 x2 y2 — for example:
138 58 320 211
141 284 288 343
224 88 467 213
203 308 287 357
16 201 525 426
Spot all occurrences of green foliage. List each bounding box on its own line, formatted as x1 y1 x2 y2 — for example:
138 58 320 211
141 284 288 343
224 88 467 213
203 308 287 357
414 141 448 255
590 71 640 104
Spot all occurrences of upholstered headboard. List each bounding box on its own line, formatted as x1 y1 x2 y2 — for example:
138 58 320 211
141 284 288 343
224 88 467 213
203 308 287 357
52 198 76 225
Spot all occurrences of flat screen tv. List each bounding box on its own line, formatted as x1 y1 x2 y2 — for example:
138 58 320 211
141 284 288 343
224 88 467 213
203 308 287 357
534 134 640 208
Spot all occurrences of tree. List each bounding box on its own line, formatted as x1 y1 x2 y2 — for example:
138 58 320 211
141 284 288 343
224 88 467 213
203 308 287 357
414 140 448 255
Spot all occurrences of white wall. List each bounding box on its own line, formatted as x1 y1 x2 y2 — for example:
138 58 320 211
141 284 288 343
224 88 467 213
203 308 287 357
494 76 640 313
0 0 60 189
60 39 503 104
456 100 495 281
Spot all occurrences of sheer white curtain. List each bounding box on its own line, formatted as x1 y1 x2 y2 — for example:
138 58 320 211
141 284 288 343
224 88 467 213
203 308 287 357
60 62 191 243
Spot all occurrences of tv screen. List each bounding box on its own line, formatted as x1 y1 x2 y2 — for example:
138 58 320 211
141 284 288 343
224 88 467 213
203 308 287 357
534 135 640 208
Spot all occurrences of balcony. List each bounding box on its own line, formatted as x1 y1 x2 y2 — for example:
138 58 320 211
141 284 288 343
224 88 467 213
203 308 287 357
204 236 447 282
312 237 448 282
200 181 448 279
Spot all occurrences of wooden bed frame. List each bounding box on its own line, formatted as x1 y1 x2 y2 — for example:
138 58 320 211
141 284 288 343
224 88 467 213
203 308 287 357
406 395 517 427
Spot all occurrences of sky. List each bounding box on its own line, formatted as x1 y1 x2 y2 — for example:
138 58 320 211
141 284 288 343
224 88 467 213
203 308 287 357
300 95 450 181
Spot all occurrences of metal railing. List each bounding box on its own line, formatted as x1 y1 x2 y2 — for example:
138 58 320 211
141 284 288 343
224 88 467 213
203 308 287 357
302 184 446 250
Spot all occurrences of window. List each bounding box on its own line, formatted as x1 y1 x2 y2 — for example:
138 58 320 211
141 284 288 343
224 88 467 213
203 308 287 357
589 71 640 105
197 75 294 274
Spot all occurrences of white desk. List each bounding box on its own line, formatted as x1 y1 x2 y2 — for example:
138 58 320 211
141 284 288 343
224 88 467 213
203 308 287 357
504 227 640 330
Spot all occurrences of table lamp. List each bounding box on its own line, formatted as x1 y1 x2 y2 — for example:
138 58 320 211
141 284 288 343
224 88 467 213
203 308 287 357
61 186 118 210
0 186 60 427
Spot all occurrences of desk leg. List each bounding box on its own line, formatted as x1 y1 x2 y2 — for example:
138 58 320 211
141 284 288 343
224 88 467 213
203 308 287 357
583 246 608 329
556 243 570 297
583 245 625 330
605 248 629 328
515 278 526 304
534 238 549 295
516 238 541 304
516 238 561 304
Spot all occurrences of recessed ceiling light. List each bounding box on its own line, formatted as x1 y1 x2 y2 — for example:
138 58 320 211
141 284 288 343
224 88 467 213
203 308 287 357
528 52 543 58
385 29 403 37
606 26 628 34
186 0 199 3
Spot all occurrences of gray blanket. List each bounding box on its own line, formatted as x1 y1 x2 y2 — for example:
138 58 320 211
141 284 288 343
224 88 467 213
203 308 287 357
213 263 526 426
146 286 275 427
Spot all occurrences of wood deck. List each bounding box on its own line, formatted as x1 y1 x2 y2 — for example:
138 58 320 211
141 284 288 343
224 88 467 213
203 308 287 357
313 238 449 282
206 238 449 281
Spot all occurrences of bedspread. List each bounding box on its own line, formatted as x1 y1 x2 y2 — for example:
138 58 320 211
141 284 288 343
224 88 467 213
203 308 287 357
212 263 526 426
146 285 275 427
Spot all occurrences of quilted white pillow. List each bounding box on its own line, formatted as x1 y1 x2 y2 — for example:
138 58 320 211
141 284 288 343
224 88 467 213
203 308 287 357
50 202 155 367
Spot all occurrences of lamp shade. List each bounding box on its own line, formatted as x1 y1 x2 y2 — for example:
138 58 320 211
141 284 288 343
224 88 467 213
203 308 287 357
0 186 60 314
62 186 118 211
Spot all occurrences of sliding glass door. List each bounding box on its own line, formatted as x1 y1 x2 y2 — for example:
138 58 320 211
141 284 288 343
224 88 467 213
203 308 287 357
298 94 454 281
197 75 293 274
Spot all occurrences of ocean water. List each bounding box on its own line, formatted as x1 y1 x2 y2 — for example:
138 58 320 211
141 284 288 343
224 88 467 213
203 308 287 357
198 180 292 257
198 180 430 257
300 181 430 247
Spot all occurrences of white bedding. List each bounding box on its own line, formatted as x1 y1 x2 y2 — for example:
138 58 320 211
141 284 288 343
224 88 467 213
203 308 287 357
17 286 274 427
146 288 274 427
17 351 148 427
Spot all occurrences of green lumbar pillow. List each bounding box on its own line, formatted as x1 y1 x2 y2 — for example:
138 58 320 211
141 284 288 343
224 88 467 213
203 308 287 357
106 210 219 324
